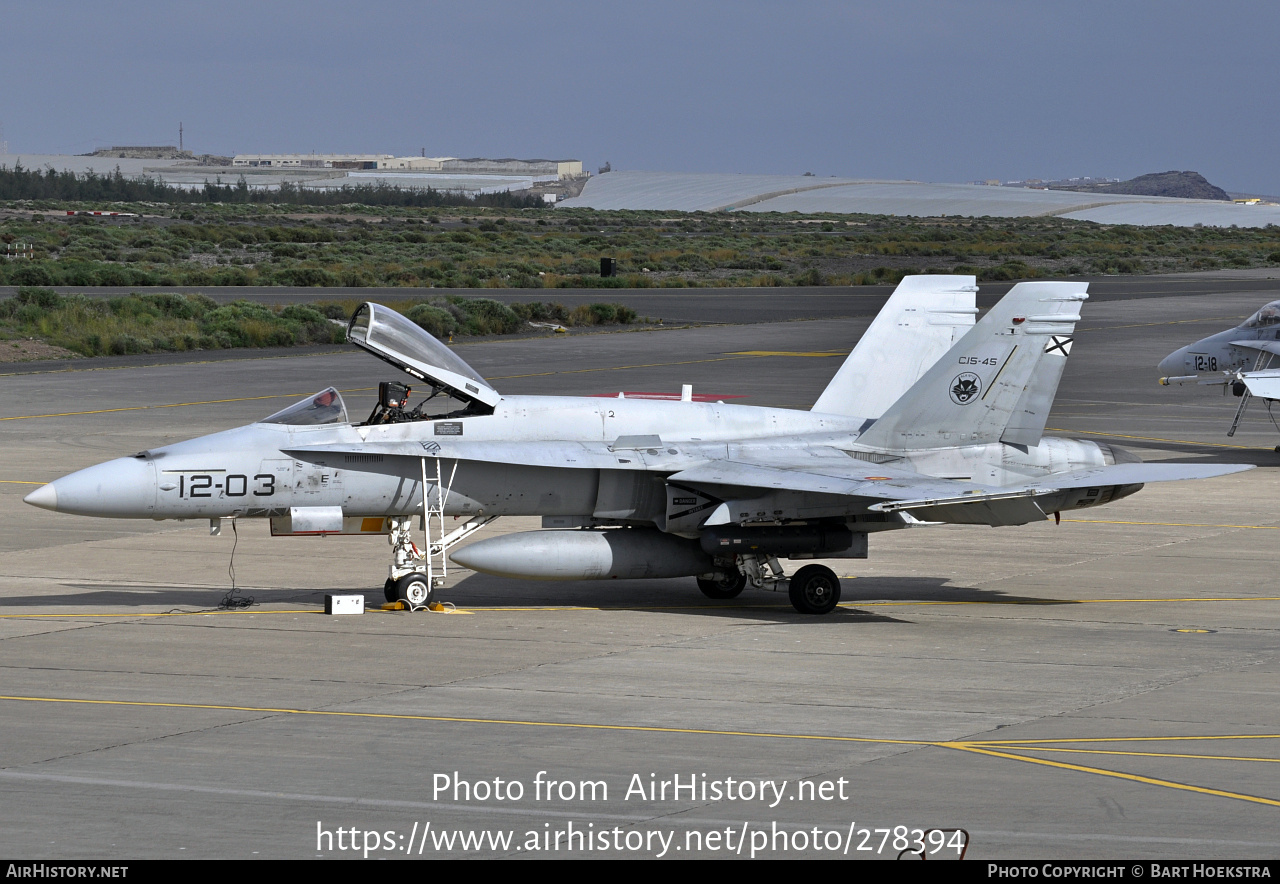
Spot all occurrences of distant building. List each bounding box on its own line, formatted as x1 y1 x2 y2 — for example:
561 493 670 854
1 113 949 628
441 158 582 178
231 154 584 179
378 156 451 171
93 146 193 159
232 153 393 169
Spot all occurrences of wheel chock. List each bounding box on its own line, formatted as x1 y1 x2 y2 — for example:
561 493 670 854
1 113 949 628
379 599 465 613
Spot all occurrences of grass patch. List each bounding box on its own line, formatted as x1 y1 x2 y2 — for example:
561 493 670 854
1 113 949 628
0 288 643 358
8 196 1279 289
0 288 343 356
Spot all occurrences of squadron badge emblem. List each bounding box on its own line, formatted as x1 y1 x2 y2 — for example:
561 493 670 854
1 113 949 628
949 372 981 405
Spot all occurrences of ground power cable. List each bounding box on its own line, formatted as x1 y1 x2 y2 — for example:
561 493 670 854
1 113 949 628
219 519 254 609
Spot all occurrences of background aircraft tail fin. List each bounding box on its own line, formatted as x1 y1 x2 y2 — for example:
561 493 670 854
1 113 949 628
854 281 1088 451
811 275 977 419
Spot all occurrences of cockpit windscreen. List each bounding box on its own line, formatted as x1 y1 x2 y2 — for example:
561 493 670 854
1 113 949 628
260 387 349 426
1243 301 1280 329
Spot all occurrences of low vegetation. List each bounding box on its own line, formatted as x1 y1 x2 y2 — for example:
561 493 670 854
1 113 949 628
0 288 638 358
3 163 1280 297
4 201 1280 292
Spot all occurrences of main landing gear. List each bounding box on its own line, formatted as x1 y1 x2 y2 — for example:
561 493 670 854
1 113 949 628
787 564 841 615
705 553 842 615
696 571 747 599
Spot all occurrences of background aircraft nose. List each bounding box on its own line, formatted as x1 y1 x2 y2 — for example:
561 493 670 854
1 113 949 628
1158 346 1189 376
24 457 158 518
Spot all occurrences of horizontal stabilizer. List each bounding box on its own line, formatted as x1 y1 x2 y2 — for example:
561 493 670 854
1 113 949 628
1018 461 1254 488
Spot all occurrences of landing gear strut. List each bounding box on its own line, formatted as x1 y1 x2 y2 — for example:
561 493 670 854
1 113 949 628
383 457 498 611
724 553 842 614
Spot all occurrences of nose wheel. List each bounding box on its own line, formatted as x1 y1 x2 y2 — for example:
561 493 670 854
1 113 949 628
392 572 434 610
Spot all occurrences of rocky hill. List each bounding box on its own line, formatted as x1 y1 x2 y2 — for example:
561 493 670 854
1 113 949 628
1053 170 1230 201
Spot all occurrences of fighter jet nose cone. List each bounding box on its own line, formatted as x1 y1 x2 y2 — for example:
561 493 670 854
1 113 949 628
35 457 157 518
1158 347 1188 376
24 484 58 512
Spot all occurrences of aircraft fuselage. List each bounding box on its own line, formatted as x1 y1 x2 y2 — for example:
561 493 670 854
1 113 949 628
30 393 1127 525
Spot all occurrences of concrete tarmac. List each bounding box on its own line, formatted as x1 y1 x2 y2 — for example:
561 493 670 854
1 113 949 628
1 278 1279 860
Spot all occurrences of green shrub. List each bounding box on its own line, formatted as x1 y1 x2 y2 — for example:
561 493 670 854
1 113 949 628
404 304 458 339
14 287 62 309
10 263 56 287
445 297 521 335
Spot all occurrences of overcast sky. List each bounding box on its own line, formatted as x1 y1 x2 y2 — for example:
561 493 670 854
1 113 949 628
3 1 1277 194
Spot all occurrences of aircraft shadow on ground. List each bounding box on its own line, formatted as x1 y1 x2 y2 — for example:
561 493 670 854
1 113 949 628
838 576 1078 606
0 576 1079 623
0 585 321 609
424 573 1080 622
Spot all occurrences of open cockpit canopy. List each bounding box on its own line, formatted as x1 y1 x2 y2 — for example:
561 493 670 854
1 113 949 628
260 387 349 426
346 303 500 410
1243 301 1280 329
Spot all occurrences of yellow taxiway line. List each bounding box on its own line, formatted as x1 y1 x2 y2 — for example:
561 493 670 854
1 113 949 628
0 694 929 746
0 392 333 422
1062 518 1280 530
1 594 1278 620
0 693 1275 807
947 743 1280 808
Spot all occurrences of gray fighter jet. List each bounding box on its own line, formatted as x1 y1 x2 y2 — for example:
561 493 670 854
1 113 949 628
1159 299 1280 441
26 276 1250 615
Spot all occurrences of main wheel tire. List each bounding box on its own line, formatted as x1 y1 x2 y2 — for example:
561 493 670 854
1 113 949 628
788 564 840 615
383 578 398 604
394 572 434 608
697 571 747 599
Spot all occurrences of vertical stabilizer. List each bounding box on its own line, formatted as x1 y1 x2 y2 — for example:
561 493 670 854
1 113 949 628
854 281 1088 451
811 275 978 418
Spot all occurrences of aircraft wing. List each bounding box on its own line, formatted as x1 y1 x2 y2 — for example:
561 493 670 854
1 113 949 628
1228 340 1280 358
288 439 1252 529
667 456 1253 527
285 439 657 471
1239 368 1280 399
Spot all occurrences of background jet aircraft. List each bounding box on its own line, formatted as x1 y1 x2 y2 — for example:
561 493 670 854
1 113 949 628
26 277 1250 615
1159 299 1280 441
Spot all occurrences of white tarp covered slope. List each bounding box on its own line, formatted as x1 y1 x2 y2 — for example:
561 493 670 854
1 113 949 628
561 170 1280 227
